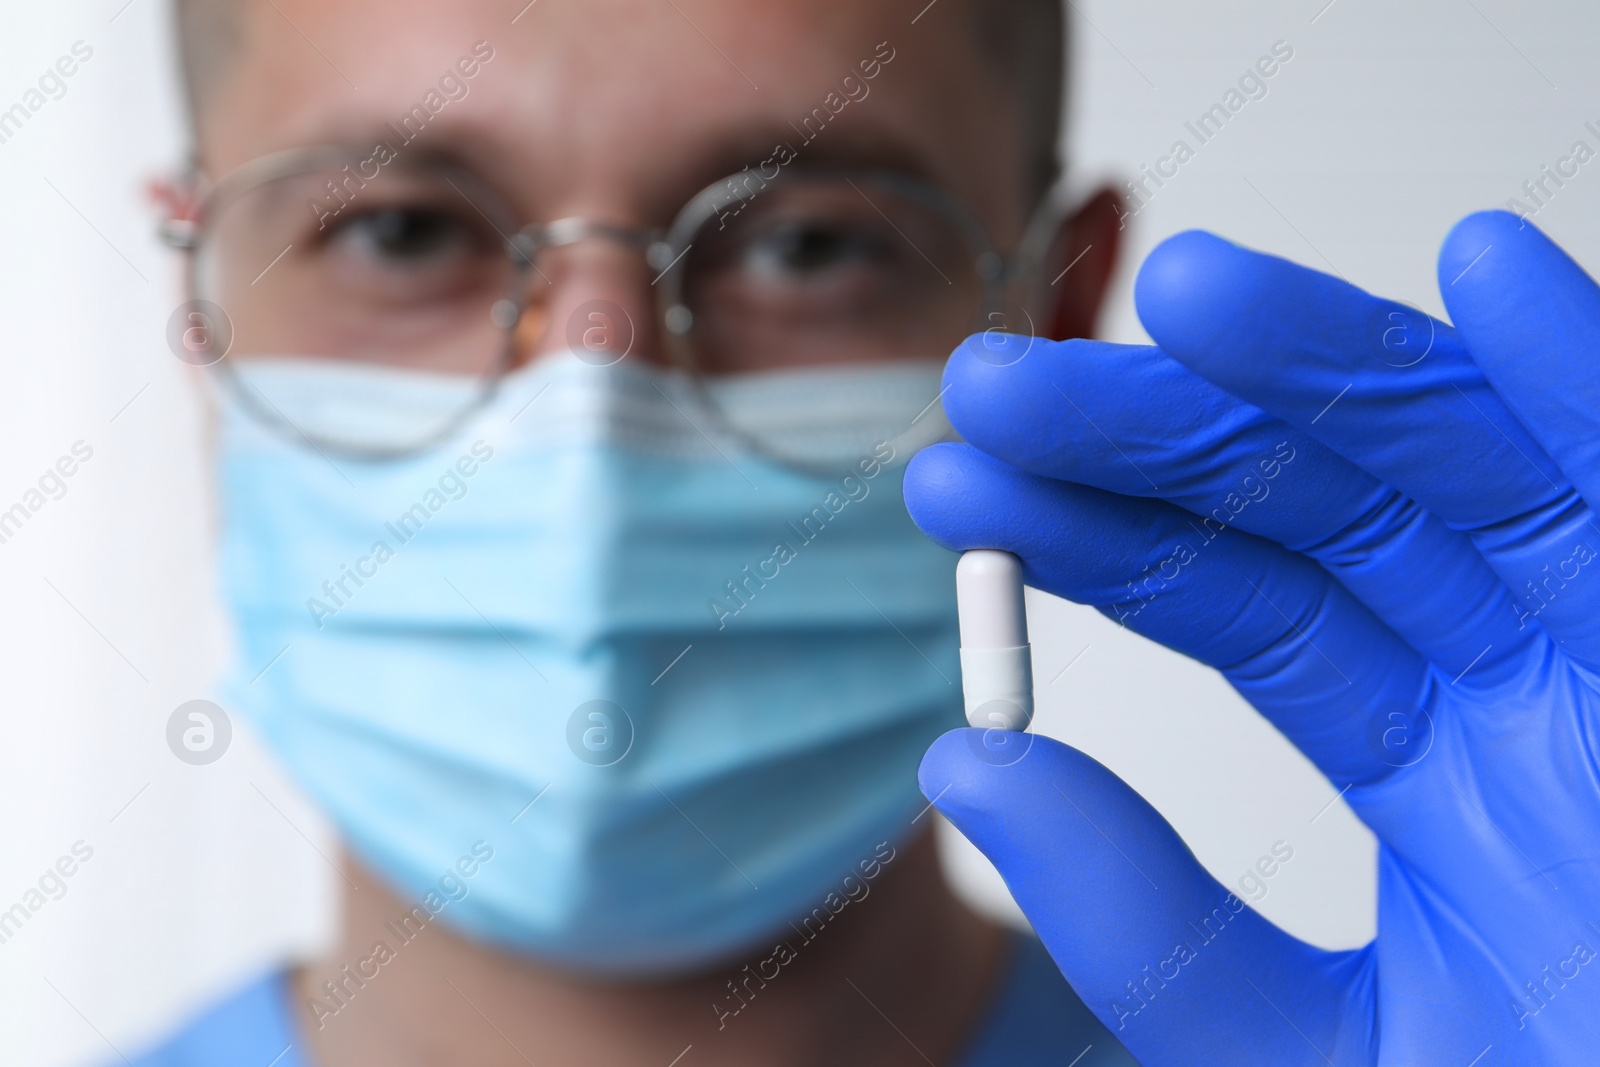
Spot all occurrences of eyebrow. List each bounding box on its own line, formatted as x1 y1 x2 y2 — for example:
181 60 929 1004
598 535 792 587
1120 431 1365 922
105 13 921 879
695 124 946 195
297 115 950 226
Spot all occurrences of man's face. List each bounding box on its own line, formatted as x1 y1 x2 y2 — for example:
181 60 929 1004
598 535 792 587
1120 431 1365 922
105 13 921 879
198 0 1038 366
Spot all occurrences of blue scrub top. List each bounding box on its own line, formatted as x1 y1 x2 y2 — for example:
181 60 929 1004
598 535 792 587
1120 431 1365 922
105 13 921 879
124 931 1137 1065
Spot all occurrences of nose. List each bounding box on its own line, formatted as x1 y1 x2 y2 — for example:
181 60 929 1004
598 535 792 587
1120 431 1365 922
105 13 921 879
519 237 671 369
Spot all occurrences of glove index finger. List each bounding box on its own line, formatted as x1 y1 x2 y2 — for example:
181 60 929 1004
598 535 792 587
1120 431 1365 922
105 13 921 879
935 332 1536 684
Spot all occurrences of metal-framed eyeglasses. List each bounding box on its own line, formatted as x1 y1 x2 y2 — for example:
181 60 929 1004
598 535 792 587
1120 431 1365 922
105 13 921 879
159 144 1070 461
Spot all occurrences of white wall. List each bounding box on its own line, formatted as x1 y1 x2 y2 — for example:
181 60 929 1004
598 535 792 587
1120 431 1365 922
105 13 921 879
3 1 1598 1063
0 5 333 1066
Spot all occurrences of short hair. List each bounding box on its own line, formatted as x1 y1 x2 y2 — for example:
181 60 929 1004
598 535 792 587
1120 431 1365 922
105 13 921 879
174 0 1065 197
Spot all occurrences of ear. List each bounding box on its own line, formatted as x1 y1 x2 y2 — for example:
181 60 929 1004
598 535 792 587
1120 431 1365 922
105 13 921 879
1039 185 1125 342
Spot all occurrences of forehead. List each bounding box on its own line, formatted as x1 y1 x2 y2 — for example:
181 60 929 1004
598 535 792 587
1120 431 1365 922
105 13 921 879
202 0 1029 236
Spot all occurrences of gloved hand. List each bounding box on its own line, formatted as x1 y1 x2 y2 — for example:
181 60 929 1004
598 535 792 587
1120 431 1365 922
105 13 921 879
905 211 1600 1065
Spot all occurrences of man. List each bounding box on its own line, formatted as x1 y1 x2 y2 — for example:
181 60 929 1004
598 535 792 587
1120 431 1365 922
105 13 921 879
139 0 1600 1062
132 0 1132 1064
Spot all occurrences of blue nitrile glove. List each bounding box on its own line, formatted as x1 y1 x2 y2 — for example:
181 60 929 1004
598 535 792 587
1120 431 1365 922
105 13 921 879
905 211 1600 1066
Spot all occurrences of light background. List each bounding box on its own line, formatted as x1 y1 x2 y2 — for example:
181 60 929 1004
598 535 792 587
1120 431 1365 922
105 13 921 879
1 1 1596 1064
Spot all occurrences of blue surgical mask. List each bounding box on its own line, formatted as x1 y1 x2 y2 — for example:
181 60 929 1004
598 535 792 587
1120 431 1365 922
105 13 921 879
215 352 962 975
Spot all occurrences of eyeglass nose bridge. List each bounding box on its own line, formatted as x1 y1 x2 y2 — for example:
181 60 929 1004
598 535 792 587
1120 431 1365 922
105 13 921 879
509 216 696 346
516 216 674 270
502 215 695 363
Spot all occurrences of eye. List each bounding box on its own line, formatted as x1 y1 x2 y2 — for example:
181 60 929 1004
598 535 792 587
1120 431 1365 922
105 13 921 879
745 222 885 278
328 206 485 267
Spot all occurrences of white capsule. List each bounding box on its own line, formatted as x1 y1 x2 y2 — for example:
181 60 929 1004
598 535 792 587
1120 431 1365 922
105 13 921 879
956 550 1033 731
